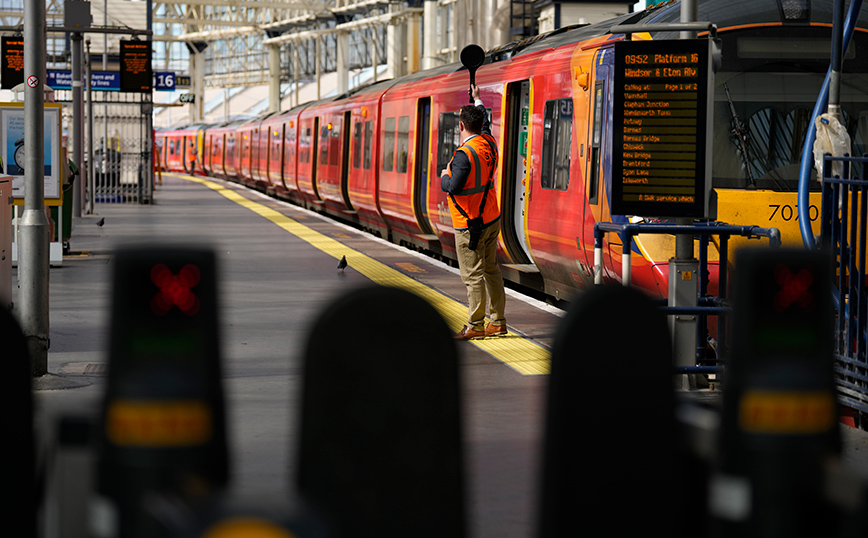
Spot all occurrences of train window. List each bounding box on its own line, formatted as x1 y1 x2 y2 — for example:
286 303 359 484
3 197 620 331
319 125 330 166
353 122 362 169
397 116 410 173
383 117 396 172
364 120 373 170
300 127 311 164
437 111 460 174
271 130 281 161
588 82 604 204
329 121 340 167
541 98 573 191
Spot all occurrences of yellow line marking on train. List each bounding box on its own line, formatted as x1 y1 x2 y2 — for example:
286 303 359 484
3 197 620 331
177 174 551 376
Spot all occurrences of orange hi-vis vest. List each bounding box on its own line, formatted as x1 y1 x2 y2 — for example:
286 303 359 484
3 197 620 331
447 133 500 230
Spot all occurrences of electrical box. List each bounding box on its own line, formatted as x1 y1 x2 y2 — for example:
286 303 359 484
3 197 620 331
64 0 92 30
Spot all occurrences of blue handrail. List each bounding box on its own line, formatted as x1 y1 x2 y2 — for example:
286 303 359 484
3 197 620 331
798 0 863 250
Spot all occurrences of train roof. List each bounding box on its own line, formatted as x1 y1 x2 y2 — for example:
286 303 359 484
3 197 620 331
490 0 868 62
638 0 868 37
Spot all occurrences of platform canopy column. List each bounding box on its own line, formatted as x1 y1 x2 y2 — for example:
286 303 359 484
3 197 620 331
186 41 207 123
386 4 404 79
268 43 281 113
336 29 349 95
423 0 440 70
407 9 421 74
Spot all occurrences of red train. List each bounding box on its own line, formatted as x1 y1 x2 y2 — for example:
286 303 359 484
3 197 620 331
156 0 868 303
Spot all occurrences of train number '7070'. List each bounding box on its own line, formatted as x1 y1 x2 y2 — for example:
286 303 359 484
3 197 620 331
768 204 819 222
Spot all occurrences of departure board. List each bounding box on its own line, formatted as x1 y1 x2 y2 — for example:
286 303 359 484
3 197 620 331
611 39 713 218
1 36 24 90
120 40 152 92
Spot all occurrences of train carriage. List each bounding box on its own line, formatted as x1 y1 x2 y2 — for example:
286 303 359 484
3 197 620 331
201 120 245 179
376 70 457 252
294 99 336 208
235 117 260 187
304 99 353 215
157 124 206 177
340 81 396 238
156 0 868 306
274 105 307 202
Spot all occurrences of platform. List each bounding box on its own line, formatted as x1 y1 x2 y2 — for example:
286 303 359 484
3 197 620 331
20 172 868 537
26 172 564 538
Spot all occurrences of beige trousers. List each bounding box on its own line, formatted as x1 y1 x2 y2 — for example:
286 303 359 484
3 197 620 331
455 223 506 331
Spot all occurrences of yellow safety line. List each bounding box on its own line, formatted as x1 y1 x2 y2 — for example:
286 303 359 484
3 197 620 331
176 174 551 376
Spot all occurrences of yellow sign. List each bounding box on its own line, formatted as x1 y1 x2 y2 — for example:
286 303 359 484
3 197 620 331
106 399 212 447
203 518 297 538
739 390 835 434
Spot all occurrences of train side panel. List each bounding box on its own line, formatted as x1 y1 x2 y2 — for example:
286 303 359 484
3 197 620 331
279 108 304 199
311 103 351 214
378 79 447 251
344 86 392 238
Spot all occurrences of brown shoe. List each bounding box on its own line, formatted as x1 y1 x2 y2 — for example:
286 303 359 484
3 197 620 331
454 326 486 340
485 324 507 337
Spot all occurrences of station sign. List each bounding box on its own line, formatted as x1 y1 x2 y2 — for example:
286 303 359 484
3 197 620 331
154 71 176 91
1 36 24 90
119 39 152 92
47 70 121 91
179 93 195 103
611 39 713 218
175 75 191 88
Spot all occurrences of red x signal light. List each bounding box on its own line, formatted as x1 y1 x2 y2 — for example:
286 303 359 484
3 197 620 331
773 264 815 313
150 263 201 316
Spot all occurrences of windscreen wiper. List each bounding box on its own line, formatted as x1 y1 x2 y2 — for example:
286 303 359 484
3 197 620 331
724 82 756 187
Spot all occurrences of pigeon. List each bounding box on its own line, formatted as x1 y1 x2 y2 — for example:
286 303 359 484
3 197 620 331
96 217 105 227
337 255 347 273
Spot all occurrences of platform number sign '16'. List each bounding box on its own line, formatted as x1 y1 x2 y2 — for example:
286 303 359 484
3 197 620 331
154 72 175 91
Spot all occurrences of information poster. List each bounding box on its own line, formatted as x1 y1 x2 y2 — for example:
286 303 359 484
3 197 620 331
0 102 63 205
120 40 152 92
611 39 713 218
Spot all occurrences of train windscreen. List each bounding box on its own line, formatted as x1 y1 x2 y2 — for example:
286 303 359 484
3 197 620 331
711 28 868 192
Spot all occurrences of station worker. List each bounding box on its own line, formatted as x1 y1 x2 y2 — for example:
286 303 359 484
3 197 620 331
440 84 507 340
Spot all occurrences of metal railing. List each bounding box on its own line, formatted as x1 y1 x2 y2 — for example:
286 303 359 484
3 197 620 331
820 154 868 414
593 221 781 373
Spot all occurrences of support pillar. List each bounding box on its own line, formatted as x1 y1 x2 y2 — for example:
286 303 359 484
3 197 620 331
21 0 49 376
268 44 281 113
406 11 421 75
387 8 403 79
71 33 83 217
337 31 349 95
423 1 438 70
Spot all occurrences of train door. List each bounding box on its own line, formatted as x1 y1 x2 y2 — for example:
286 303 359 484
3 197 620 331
340 111 354 209
183 136 195 174
311 117 321 198
414 97 436 236
585 50 620 276
219 132 227 177
502 80 534 265
277 123 286 187
252 126 261 180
